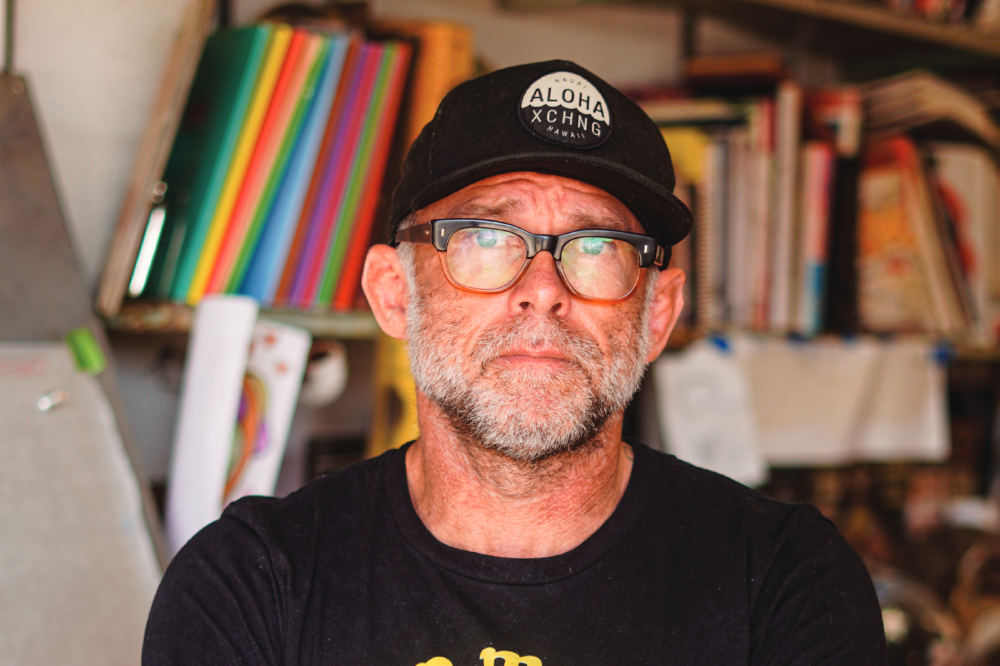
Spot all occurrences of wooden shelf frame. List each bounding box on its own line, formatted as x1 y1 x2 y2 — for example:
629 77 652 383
105 305 1000 358
739 0 1000 57
106 301 382 339
501 0 1000 61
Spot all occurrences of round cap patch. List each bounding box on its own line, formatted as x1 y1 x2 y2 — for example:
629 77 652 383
519 71 611 149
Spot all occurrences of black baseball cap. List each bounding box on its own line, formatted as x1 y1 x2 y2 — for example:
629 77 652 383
388 59 693 252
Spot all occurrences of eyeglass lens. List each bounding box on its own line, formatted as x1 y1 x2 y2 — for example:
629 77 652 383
444 227 642 300
561 236 641 300
446 228 526 290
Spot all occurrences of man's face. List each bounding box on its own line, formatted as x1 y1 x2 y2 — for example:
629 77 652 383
402 172 656 463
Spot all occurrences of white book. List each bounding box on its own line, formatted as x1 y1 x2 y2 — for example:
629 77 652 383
863 70 1000 150
930 141 1000 345
726 129 753 327
896 143 967 335
768 81 803 332
695 137 728 329
746 99 774 330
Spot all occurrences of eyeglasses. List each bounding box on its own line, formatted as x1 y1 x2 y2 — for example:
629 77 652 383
394 219 667 302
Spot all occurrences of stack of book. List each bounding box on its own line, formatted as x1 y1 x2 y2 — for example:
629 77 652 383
857 71 1000 343
640 78 861 337
856 136 1000 343
638 59 1000 345
127 23 411 312
863 69 1000 150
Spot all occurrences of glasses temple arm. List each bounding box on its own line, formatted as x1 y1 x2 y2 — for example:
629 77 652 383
393 222 433 245
654 245 666 268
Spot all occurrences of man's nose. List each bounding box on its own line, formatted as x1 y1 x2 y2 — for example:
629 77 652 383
507 251 570 316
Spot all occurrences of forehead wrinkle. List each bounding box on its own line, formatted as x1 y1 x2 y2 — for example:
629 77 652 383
449 200 633 232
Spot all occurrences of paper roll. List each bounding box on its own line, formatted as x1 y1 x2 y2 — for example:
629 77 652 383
165 295 258 555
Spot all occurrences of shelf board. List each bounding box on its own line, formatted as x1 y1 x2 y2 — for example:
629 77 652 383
661 325 1000 361
105 301 382 339
738 0 1000 57
106 304 1000 359
502 0 1000 61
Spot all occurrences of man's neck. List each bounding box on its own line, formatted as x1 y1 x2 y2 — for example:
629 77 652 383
405 392 633 559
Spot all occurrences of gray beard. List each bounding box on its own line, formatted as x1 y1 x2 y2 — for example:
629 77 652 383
405 278 654 464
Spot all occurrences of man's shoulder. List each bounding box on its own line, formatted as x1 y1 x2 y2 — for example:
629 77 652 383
641 444 838 553
211 449 396 554
645 443 811 516
232 449 389 512
642 444 881 656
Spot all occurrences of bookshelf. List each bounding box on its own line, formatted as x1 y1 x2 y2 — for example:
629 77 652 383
86 6 1000 659
96 13 475 337
99 1 1000 338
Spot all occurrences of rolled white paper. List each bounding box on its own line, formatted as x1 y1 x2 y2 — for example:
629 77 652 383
165 295 258 555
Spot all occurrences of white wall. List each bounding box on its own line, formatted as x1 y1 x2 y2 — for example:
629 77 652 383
237 0 686 85
374 0 686 86
2 0 191 288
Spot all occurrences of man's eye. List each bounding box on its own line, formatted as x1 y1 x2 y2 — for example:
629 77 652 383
475 230 498 248
581 237 607 255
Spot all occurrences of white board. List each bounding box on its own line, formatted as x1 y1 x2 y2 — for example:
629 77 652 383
0 342 160 666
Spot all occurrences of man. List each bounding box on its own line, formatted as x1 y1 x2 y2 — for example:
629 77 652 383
143 60 886 665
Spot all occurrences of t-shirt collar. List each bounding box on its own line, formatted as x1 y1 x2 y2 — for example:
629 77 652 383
384 439 662 585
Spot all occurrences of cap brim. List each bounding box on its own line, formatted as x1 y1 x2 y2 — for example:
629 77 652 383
402 152 693 247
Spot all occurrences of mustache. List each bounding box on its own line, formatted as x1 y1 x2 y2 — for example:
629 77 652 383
471 313 604 374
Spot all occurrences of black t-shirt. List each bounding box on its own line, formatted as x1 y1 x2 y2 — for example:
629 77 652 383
143 442 886 666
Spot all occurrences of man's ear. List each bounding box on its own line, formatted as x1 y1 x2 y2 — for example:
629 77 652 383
362 244 409 340
645 267 686 363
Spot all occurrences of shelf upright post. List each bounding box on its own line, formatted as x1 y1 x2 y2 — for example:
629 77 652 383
4 0 13 75
680 0 697 62
786 16 819 84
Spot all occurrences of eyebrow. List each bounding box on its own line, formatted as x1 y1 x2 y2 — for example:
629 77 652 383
450 199 525 219
565 211 631 232
448 200 633 233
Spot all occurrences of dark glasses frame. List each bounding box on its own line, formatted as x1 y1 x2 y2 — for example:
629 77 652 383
394 218 668 303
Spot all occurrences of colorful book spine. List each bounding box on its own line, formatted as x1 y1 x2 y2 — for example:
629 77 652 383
795 141 835 335
202 29 314 296
225 33 330 293
695 138 727 329
374 21 474 147
331 42 412 311
132 28 418 314
179 24 294 304
273 40 362 307
315 44 402 308
239 36 351 304
143 25 272 300
290 43 380 308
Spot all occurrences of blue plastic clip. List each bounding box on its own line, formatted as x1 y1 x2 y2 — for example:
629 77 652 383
709 334 731 353
932 341 953 367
